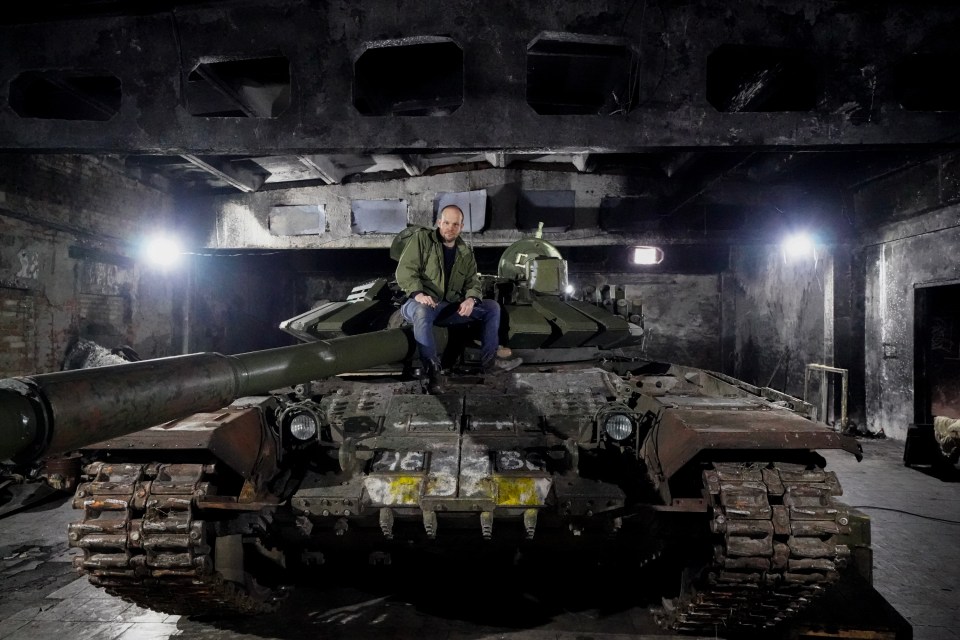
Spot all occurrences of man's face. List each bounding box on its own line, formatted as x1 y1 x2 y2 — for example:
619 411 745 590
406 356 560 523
437 207 464 244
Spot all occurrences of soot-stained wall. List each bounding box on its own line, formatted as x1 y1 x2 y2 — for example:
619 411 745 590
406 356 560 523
186 252 300 354
0 154 181 376
862 207 960 440
726 245 832 402
856 152 960 440
576 271 722 370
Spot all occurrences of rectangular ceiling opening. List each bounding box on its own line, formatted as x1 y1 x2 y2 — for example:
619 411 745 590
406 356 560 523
9 70 120 120
354 38 463 116
186 55 291 118
895 53 960 111
707 45 818 112
526 33 638 115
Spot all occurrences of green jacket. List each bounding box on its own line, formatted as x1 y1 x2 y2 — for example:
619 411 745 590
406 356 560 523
395 228 483 302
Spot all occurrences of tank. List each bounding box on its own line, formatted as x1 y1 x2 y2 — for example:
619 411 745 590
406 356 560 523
0 231 871 637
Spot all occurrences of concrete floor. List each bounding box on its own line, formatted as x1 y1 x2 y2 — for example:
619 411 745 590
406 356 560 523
0 438 956 640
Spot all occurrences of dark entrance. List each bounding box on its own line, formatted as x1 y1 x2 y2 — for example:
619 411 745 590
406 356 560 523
914 282 960 424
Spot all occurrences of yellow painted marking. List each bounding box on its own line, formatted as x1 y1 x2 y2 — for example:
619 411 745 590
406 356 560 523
369 476 424 505
495 477 542 506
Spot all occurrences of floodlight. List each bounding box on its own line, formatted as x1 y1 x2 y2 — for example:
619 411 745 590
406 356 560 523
142 235 184 268
632 246 664 265
782 232 816 261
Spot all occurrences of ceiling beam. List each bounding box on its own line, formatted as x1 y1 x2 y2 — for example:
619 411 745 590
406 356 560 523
572 152 594 173
1 2 957 153
400 154 427 177
180 154 267 192
298 155 346 185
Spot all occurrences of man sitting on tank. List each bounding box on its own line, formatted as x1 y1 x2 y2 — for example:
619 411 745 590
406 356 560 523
396 204 521 392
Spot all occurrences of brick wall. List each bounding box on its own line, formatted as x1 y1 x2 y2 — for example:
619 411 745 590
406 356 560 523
0 154 183 376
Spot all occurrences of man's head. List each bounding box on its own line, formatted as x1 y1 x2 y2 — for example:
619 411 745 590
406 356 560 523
436 204 464 246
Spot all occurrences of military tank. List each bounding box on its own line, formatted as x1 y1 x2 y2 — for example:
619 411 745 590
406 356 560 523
0 230 870 636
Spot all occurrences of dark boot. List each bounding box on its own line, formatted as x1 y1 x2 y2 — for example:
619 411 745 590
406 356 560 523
422 360 446 394
481 355 522 375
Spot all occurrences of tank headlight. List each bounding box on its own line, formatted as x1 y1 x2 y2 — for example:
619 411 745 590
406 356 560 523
288 412 318 440
603 414 634 441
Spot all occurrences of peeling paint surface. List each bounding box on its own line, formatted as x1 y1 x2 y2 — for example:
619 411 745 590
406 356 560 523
495 477 551 506
364 438 550 508
458 440 493 500
16 249 38 279
363 476 424 506
424 445 458 497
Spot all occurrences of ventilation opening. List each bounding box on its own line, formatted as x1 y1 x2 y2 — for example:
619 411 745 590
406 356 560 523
354 38 463 116
526 34 638 115
9 70 120 121
351 199 408 234
269 204 326 236
895 53 960 112
186 55 291 118
707 45 818 112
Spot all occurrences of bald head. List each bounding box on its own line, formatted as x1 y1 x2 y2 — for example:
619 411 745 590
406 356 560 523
436 205 465 246
438 204 464 224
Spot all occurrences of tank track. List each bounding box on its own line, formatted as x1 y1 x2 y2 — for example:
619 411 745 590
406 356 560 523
69 461 280 616
659 461 853 634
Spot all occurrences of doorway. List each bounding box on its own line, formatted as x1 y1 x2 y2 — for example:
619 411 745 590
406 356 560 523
914 283 960 424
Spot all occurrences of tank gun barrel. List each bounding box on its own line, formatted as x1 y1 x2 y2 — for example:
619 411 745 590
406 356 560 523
0 327 420 464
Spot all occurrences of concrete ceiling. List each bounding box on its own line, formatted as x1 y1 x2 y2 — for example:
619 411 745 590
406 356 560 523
1 0 959 240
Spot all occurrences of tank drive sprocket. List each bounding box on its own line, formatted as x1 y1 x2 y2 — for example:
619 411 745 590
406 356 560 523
69 461 285 616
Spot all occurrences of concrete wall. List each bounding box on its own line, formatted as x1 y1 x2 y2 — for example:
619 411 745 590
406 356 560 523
0 154 181 375
853 151 960 440
574 270 722 370
186 253 299 354
725 245 832 401
861 205 960 439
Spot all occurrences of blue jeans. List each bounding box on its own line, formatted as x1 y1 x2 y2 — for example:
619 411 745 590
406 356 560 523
400 298 501 366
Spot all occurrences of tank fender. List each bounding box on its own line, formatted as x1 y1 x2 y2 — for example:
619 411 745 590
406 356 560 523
639 402 863 504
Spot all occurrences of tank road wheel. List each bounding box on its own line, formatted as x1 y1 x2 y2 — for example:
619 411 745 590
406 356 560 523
656 461 855 634
69 462 287 616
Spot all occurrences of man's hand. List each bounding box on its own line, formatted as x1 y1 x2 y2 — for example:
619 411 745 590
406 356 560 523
457 297 475 317
414 292 438 308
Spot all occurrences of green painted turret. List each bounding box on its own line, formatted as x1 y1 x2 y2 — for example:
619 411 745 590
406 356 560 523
281 225 644 359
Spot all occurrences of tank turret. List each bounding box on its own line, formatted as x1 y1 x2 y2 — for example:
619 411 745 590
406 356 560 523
280 225 643 362
493 222 643 357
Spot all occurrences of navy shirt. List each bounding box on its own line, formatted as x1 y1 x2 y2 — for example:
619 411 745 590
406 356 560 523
442 243 456 296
